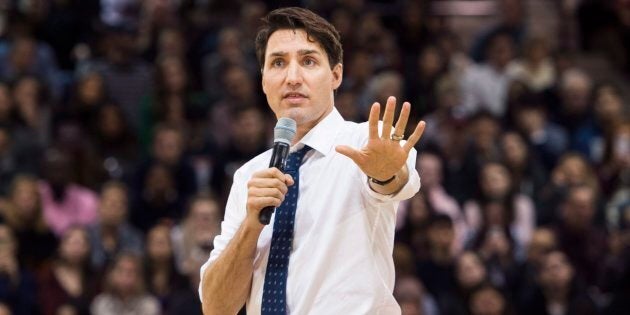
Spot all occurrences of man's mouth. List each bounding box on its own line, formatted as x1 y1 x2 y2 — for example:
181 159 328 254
283 92 307 101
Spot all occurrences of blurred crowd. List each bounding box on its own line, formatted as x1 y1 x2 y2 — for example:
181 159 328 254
0 0 627 314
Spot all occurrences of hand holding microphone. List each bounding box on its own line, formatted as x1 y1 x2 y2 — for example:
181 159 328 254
254 118 297 225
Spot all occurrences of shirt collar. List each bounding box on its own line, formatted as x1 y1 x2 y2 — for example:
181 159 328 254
295 107 344 156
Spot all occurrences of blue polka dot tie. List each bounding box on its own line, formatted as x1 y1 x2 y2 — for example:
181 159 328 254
261 145 311 315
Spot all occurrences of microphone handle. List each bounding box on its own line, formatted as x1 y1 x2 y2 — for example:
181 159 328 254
259 142 291 225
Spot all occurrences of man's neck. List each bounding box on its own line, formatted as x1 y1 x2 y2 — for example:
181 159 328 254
291 106 334 145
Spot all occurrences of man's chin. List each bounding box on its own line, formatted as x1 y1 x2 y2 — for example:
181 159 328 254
281 108 306 122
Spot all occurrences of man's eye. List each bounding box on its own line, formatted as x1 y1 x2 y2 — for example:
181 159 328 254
303 58 315 66
272 59 284 67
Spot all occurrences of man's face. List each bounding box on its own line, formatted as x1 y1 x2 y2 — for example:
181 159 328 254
262 29 342 131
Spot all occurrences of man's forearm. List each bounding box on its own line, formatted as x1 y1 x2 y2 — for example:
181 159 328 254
201 221 263 314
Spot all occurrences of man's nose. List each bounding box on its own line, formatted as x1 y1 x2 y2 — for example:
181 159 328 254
285 61 302 86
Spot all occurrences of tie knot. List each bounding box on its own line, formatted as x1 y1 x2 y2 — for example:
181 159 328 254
285 145 311 171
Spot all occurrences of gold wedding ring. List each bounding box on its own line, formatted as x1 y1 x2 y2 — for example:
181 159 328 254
390 134 404 141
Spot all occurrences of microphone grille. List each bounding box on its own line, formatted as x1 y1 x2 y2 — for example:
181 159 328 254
274 117 297 144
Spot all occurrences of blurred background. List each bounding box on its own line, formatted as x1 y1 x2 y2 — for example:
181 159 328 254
0 0 627 314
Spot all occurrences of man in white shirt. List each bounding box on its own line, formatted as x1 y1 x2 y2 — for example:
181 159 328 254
199 7 425 315
460 31 516 118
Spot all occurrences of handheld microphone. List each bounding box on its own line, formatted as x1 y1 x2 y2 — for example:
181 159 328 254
259 117 297 225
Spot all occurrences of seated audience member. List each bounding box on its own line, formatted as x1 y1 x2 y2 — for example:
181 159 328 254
513 227 558 308
91 252 160 315
38 225 98 315
89 102 140 184
554 184 607 287
521 250 598 315
416 150 467 253
170 194 221 274
10 76 52 164
0 174 57 271
509 95 569 171
464 161 535 259
572 83 626 164
459 31 516 118
455 112 504 204
139 55 209 147
438 251 492 315
406 44 448 120
416 214 458 306
0 223 39 315
89 24 153 134
499 131 547 204
471 224 516 291
539 152 599 225
469 0 526 64
143 223 186 312
131 124 196 232
0 35 62 98
458 251 492 297
553 68 594 137
63 71 108 133
506 37 556 92
132 162 181 232
396 192 434 261
88 181 143 270
38 148 99 237
419 75 466 151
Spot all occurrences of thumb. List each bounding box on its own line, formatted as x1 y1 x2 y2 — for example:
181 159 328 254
335 145 361 163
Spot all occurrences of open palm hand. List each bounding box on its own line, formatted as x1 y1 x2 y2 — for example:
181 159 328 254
336 96 426 181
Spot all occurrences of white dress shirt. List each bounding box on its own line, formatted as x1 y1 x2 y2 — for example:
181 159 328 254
200 108 421 314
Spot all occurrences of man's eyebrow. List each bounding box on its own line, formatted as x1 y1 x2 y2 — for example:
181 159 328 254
298 49 320 56
269 51 287 58
268 49 321 58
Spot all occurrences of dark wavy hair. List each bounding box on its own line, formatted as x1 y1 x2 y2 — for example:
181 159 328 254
255 7 343 70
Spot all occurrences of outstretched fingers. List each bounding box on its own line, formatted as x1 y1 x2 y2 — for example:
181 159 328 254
368 102 380 140
403 121 426 152
393 102 410 138
380 96 396 139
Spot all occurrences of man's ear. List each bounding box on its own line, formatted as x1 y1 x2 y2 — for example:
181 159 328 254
332 63 343 90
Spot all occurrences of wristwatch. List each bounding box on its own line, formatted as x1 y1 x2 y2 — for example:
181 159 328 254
368 175 396 185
